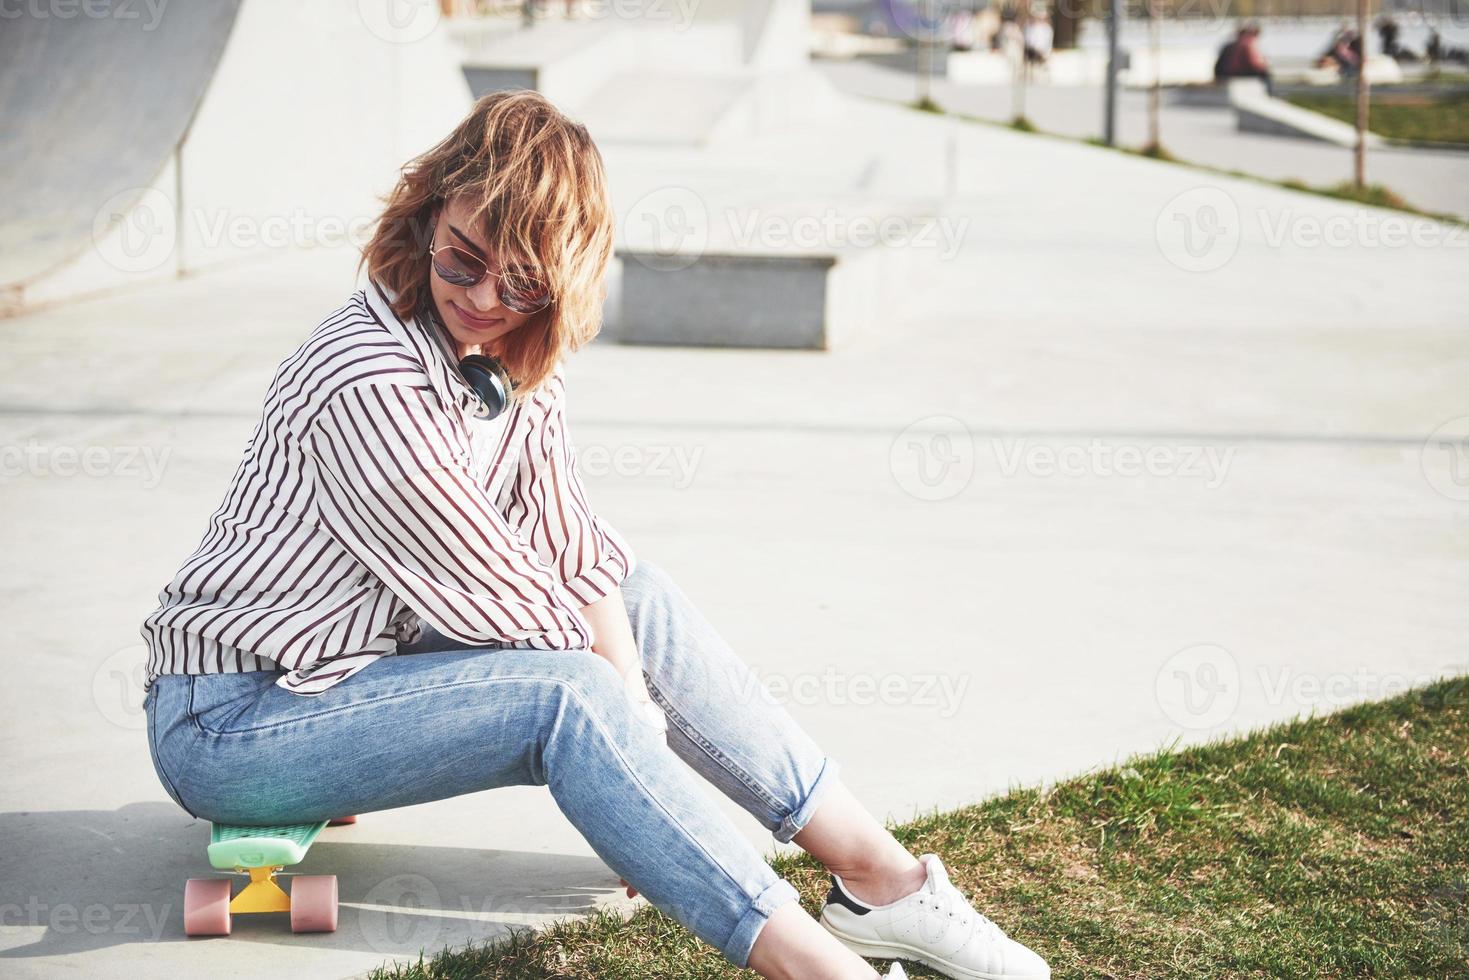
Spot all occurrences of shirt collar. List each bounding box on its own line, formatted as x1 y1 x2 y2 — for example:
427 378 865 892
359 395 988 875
363 279 482 417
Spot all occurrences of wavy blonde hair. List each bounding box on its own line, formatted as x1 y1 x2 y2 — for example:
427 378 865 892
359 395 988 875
360 90 615 399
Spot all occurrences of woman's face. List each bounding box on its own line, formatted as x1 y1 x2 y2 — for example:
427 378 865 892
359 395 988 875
426 195 537 358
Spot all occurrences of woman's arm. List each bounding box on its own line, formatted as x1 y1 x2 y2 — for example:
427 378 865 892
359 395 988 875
305 380 595 650
581 588 666 734
581 588 638 676
497 364 637 608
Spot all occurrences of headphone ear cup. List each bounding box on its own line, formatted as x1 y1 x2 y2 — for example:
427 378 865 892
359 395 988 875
458 354 514 420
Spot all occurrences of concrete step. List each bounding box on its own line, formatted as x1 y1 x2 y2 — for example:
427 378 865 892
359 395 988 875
454 17 744 111
578 70 752 146
578 64 844 147
1230 81 1385 148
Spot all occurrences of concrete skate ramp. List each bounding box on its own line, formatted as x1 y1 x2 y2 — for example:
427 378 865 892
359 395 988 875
0 3 242 290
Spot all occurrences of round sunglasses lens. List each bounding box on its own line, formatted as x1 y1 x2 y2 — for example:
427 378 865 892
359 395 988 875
432 259 476 287
500 270 549 313
502 290 550 314
434 246 487 287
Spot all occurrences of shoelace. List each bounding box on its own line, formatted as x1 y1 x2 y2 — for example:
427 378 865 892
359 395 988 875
916 858 1004 942
916 888 1002 939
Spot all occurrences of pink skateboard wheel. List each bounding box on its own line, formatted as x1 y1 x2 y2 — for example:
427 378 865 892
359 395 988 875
183 878 233 936
290 875 339 933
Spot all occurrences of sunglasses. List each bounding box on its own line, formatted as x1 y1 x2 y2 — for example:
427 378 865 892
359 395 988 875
427 241 552 315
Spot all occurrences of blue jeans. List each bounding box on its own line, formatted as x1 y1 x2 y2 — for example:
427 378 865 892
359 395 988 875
144 559 840 967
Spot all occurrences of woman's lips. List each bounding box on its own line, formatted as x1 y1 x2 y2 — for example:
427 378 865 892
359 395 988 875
450 301 504 330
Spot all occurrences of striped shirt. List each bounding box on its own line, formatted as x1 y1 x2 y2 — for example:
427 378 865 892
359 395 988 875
140 280 636 696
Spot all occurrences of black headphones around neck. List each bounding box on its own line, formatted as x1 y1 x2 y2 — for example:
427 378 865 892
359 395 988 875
418 298 519 421
458 353 516 421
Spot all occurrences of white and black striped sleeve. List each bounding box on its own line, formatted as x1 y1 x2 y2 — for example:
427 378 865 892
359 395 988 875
501 368 637 608
304 379 594 650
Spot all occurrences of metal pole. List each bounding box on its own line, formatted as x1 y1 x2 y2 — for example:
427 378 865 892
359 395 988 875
917 0 934 105
1014 5 1028 122
1104 0 1122 145
1148 0 1161 151
1354 0 1369 186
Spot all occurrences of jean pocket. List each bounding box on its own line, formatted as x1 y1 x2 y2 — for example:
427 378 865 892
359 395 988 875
187 672 278 735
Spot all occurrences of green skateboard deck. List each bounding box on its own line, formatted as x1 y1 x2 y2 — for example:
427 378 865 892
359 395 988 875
207 820 330 870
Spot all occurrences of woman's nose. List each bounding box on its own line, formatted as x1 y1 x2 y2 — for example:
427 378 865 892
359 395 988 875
464 275 504 313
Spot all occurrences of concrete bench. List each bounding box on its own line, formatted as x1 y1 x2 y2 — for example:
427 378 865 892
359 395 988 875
613 246 884 350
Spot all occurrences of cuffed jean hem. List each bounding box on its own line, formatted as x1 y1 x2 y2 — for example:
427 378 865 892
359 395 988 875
724 875 803 968
774 754 842 844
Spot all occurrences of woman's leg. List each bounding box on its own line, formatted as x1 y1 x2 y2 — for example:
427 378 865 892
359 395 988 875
618 562 925 961
619 559 846 846
789 780 926 906
144 647 802 970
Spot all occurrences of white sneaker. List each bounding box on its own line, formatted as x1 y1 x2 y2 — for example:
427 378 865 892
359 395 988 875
819 853 1051 980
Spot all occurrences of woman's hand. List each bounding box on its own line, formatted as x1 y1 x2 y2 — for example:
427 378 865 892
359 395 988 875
621 661 669 736
618 877 639 898
579 588 668 736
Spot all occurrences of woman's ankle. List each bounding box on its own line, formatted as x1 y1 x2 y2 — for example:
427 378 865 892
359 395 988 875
839 857 927 907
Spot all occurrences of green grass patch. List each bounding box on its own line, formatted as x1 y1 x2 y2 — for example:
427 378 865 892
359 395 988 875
1285 89 1469 146
911 98 1465 223
1280 178 1413 211
369 676 1469 978
1138 141 1176 162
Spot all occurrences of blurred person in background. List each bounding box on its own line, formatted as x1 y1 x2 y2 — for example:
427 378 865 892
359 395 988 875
1215 21 1274 95
1022 9 1053 77
1318 23 1363 77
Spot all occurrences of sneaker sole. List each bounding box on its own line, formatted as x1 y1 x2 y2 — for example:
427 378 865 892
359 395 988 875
820 912 1047 980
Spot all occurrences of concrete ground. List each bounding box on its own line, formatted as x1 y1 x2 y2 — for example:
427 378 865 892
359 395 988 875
2 95 1468 978
817 56 1469 220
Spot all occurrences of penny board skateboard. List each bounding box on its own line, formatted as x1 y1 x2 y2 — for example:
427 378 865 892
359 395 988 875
183 815 356 936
